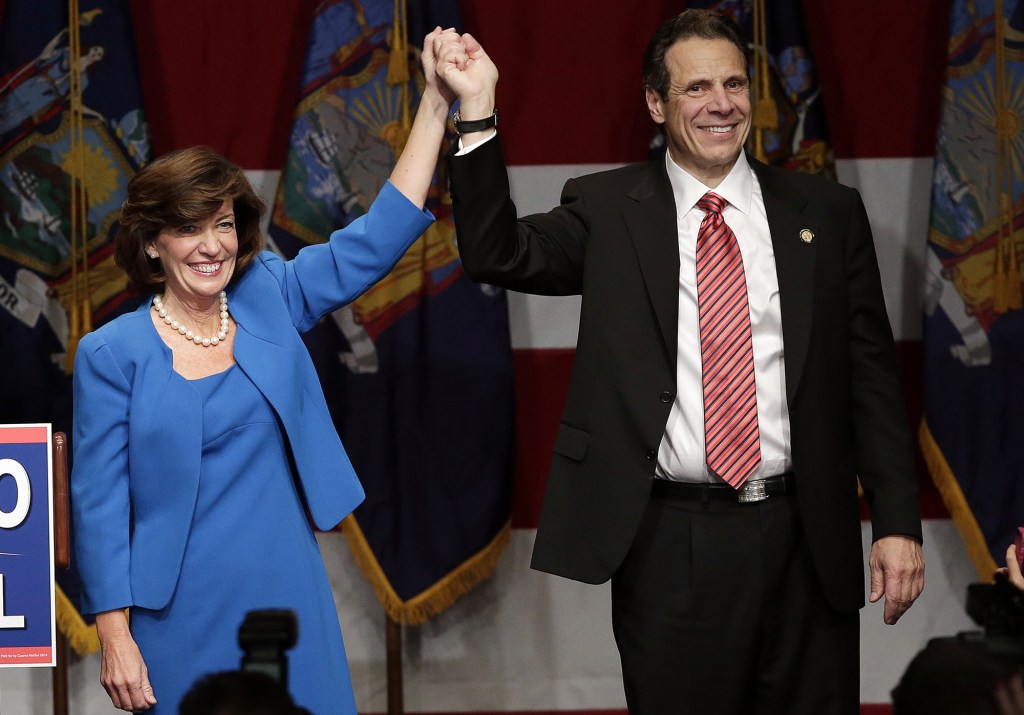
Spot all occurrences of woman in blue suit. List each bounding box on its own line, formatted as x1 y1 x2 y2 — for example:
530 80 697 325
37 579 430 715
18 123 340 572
72 28 458 715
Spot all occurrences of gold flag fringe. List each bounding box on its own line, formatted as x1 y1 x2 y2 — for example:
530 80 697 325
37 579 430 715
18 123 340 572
919 420 998 579
341 515 511 625
55 583 100 656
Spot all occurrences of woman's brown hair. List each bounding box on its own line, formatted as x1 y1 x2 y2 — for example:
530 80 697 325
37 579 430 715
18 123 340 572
114 146 266 292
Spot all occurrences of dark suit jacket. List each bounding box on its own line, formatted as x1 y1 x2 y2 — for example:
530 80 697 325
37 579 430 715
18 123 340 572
447 136 922 612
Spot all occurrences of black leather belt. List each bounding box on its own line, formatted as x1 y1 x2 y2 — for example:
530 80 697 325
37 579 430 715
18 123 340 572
652 473 796 504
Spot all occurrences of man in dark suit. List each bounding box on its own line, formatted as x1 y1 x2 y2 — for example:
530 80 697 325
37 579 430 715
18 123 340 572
435 10 924 714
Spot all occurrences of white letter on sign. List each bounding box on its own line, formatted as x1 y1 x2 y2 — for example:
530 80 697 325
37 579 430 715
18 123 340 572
0 458 30 529
0 575 25 629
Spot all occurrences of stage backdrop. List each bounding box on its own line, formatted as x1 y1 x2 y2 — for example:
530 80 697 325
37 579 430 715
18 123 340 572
0 1 1000 713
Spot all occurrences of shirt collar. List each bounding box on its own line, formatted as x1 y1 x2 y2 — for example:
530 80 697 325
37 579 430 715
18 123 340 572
664 150 753 217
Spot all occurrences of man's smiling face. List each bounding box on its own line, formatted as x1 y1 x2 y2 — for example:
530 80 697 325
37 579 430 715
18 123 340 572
645 37 751 188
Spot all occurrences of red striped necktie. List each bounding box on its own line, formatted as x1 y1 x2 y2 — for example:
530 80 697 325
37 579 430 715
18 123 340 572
695 192 761 488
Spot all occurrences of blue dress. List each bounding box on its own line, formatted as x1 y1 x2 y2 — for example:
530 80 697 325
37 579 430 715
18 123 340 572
129 364 353 715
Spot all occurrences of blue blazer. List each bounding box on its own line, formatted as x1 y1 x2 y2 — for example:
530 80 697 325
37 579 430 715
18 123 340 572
71 182 433 615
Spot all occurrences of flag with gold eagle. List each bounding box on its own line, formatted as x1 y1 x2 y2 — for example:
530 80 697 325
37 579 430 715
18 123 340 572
0 0 149 654
270 0 514 624
684 0 834 175
922 0 1024 578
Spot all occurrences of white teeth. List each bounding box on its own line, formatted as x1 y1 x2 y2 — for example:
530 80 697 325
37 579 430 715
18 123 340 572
191 263 220 274
703 126 731 133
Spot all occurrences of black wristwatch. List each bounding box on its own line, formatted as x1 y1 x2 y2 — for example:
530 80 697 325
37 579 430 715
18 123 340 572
453 109 498 134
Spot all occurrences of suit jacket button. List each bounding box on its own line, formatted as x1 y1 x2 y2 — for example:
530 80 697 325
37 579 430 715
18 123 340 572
645 450 656 461
659 391 673 403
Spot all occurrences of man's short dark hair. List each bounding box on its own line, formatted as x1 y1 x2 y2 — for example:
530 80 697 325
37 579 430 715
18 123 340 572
642 9 749 100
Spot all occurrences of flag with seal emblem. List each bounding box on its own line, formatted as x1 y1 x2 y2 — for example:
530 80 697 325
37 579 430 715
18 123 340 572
0 0 149 654
921 0 1024 578
270 0 515 624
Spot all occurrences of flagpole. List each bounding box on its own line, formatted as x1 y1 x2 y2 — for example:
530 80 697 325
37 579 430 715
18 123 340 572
386 613 404 715
383 5 408 708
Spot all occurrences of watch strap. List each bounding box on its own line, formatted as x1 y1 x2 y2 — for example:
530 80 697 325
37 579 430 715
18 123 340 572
453 109 498 134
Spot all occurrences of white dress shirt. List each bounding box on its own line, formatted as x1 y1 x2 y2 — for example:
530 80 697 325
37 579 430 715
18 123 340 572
656 151 792 482
459 133 791 482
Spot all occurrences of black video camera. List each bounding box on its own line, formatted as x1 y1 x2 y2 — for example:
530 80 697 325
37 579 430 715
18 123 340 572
238 609 299 687
958 573 1024 664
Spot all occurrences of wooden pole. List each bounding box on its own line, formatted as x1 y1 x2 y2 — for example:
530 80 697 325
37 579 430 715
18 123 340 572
385 613 403 715
53 432 69 569
52 630 69 715
52 432 69 715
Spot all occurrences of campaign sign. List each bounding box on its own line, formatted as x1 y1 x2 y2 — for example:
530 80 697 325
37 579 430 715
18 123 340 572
0 424 54 667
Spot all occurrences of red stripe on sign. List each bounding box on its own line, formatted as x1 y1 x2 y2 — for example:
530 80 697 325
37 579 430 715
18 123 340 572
0 647 53 664
513 340 947 530
0 426 48 444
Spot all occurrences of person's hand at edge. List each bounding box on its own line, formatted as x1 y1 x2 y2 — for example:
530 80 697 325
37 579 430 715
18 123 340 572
995 543 1024 591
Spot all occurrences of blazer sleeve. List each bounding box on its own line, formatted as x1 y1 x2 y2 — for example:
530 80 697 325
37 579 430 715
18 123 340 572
446 134 588 296
71 334 134 614
845 190 923 543
257 179 434 333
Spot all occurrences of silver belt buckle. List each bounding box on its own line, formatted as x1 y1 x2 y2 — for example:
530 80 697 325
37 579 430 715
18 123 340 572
737 480 768 503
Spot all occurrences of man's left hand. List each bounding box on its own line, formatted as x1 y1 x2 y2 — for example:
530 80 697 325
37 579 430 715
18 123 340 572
869 535 925 625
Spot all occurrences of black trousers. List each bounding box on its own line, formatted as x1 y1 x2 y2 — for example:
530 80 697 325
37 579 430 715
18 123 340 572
611 484 860 715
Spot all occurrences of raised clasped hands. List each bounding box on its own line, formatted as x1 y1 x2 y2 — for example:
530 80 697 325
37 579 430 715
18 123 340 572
429 28 498 132
421 26 460 108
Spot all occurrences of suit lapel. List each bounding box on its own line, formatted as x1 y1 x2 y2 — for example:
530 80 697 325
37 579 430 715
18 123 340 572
623 162 680 361
752 158 816 405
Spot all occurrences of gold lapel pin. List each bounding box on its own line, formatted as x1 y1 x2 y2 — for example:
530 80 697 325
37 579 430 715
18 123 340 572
799 229 814 244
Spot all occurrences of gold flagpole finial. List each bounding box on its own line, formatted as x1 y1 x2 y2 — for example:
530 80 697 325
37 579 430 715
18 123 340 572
382 0 412 156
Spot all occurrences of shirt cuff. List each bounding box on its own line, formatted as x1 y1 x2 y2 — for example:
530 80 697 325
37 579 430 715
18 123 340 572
455 130 498 156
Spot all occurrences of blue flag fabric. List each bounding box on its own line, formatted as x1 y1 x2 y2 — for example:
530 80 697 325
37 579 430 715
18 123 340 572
680 0 833 175
270 0 514 623
0 0 149 653
922 0 1024 577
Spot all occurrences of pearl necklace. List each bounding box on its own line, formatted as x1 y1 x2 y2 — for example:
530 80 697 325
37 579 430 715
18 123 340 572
152 291 230 347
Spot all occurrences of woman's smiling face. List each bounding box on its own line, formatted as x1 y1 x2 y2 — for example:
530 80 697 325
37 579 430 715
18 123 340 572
148 199 238 306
